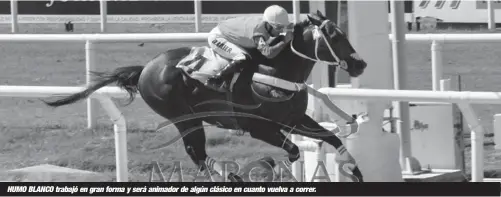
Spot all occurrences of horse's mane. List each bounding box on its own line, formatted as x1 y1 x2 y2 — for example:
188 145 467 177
293 19 313 35
295 19 311 29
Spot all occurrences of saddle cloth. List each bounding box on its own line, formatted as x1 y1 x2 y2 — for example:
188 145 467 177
176 46 230 83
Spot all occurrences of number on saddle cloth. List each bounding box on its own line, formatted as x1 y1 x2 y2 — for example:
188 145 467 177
176 46 231 83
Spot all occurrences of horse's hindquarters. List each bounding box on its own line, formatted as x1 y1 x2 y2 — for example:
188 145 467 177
136 49 198 120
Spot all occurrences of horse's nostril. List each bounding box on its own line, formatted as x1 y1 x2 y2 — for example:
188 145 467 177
361 62 367 69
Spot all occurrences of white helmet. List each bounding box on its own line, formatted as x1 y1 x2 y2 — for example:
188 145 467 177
263 5 290 27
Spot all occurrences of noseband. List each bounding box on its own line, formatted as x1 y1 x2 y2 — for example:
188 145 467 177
290 20 348 71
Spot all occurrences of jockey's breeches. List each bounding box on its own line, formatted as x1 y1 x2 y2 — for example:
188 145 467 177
208 27 248 62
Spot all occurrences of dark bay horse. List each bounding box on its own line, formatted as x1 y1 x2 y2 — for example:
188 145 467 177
43 11 367 182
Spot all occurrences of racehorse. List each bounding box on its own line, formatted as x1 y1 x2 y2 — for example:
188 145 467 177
42 11 367 182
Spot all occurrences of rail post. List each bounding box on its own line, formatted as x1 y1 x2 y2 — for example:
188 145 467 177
456 103 484 182
194 0 202 32
86 41 98 129
96 95 128 182
431 40 443 91
487 0 496 32
100 0 107 33
10 0 18 33
440 79 451 91
494 114 501 149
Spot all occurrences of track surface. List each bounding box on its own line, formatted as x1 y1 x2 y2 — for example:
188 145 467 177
0 23 500 181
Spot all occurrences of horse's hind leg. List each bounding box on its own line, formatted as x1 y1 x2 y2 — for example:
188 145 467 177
172 119 207 169
291 114 364 182
173 119 240 182
247 122 301 180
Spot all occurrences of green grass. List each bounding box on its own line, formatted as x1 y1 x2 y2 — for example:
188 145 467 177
1 22 501 181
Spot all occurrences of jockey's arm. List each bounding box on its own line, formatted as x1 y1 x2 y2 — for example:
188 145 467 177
254 36 288 59
265 36 282 46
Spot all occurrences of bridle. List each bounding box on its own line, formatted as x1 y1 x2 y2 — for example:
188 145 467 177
290 20 348 71
251 18 353 93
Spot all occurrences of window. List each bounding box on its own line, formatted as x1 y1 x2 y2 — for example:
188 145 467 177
435 0 446 9
419 0 430 8
450 0 461 9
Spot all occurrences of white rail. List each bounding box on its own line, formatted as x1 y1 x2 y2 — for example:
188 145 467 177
0 86 128 98
317 87 501 104
0 33 209 43
388 33 501 91
390 33 501 43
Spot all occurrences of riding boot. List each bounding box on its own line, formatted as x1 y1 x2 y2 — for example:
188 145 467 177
205 59 244 92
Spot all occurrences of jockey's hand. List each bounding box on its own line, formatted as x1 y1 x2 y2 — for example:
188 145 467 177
283 31 293 43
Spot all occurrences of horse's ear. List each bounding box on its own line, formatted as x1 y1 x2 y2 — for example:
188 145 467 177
316 10 327 20
307 13 321 26
306 13 313 21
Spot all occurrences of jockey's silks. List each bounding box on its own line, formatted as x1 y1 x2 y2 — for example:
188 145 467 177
216 16 272 49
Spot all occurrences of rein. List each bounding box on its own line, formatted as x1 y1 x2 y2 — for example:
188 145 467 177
251 20 346 92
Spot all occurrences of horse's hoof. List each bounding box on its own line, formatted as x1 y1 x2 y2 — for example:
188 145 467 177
228 172 244 182
352 166 364 182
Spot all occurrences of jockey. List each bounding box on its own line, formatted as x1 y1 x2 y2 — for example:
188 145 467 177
205 5 294 92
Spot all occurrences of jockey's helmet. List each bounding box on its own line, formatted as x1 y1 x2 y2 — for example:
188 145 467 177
263 5 291 33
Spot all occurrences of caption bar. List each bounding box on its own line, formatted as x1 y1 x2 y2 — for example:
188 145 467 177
0 182 499 196
7 185 316 195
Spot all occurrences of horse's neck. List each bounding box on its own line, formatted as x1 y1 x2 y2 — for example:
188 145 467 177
257 24 316 84
271 55 314 84
277 25 316 83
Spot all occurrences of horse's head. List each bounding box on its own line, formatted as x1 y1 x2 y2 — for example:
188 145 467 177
292 10 367 78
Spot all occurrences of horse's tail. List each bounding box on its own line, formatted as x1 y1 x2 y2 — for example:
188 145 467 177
43 65 144 107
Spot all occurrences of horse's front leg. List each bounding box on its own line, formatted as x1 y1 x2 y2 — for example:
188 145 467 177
291 114 364 182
